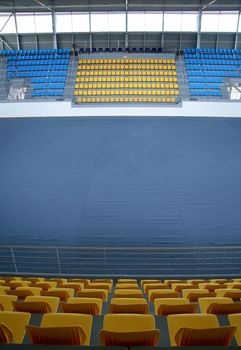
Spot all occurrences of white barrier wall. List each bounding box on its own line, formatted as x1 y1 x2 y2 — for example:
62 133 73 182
0 100 241 118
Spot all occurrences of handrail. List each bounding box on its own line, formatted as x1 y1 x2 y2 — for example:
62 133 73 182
0 245 240 277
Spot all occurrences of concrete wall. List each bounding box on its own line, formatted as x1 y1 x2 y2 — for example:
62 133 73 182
0 100 240 118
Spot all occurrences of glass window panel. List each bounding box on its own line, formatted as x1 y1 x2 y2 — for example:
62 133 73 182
0 13 16 34
108 12 125 31
72 13 90 32
35 13 52 33
56 13 72 32
201 12 220 32
16 13 35 33
181 12 198 32
128 12 145 31
219 12 238 32
164 13 182 31
145 12 163 31
91 13 108 32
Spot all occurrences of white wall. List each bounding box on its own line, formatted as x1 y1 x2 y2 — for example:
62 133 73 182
0 100 241 118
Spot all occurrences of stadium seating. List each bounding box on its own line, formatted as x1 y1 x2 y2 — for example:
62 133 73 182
184 48 241 98
0 49 70 98
0 275 241 345
75 57 179 104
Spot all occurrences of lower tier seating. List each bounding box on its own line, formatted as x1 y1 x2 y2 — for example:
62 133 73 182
0 276 241 346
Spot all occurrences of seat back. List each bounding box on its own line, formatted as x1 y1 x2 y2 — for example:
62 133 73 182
0 295 17 311
0 311 31 343
228 313 241 345
110 298 148 314
199 297 233 313
175 326 236 346
100 314 160 346
26 325 86 345
40 313 93 345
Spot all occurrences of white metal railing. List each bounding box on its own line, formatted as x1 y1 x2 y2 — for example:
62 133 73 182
0 245 241 277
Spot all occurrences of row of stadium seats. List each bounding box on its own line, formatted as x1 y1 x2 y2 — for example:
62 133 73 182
31 91 64 97
0 312 241 347
75 83 178 89
31 77 65 83
79 47 163 53
190 90 222 97
1 277 241 346
185 59 241 65
184 48 241 54
79 58 175 64
8 54 70 60
187 71 240 77
78 64 176 70
0 311 241 346
8 59 69 65
185 53 241 59
7 66 68 72
188 77 223 83
0 49 71 56
189 83 221 89
76 97 176 103
7 71 67 78
186 65 239 71
75 89 179 96
76 76 178 83
2 291 241 316
77 70 177 77
33 84 65 90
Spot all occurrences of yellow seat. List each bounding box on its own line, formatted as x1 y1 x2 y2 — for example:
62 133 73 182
6 287 42 298
141 280 160 288
182 289 216 302
167 314 235 346
198 283 224 292
0 286 11 295
76 289 108 301
61 297 102 315
100 314 160 346
216 288 241 300
116 283 139 289
41 288 75 301
199 297 241 314
5 281 30 289
34 282 57 291
0 295 17 311
187 279 207 285
171 283 198 293
226 283 241 289
110 298 148 314
148 289 179 302
26 313 93 345
60 283 84 292
13 295 59 313
228 314 241 345
154 298 196 315
114 289 143 298
144 283 168 293
92 279 113 285
0 311 31 343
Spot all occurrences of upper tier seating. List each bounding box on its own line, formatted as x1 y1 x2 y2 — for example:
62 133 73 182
184 48 241 98
75 57 179 104
0 49 70 98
